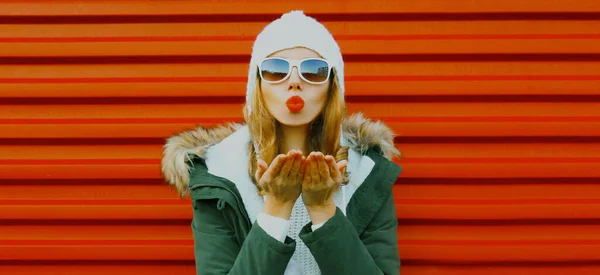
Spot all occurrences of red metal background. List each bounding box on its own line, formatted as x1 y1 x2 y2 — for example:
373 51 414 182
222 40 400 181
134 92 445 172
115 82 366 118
1 0 600 274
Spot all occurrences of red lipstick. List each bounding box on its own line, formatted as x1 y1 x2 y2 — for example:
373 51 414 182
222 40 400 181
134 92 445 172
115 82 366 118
286 96 305 113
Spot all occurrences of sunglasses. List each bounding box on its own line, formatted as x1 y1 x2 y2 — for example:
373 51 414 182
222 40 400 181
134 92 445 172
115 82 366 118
258 57 332 84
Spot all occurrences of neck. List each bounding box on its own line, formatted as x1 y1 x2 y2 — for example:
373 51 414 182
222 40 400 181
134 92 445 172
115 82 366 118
279 123 310 156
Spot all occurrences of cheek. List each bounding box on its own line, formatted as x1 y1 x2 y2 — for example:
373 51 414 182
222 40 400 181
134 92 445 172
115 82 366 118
260 83 281 110
307 86 329 109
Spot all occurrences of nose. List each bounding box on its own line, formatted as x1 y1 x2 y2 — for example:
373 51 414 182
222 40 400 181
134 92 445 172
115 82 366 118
287 66 303 92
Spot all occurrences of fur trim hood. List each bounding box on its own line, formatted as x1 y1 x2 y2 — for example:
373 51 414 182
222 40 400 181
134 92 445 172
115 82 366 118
161 112 401 197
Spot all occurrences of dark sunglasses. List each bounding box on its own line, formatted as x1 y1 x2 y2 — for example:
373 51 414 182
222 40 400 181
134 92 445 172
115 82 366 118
258 57 332 84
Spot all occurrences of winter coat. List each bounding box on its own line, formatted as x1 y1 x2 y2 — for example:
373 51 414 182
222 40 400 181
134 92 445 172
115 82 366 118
161 113 403 275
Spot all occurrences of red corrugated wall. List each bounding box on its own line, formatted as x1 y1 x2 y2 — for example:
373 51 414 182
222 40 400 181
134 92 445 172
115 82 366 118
1 1 600 274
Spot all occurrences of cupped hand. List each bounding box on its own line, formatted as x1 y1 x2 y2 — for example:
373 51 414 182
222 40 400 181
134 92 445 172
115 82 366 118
255 149 306 204
301 152 348 208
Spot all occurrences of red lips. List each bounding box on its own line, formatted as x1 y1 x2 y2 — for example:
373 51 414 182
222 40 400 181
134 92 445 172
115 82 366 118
286 96 305 113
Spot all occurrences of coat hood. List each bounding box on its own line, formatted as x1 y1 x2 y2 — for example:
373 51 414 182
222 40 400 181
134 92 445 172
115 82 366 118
161 112 401 197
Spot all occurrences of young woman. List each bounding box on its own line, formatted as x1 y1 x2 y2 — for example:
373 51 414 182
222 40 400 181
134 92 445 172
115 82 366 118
161 10 403 275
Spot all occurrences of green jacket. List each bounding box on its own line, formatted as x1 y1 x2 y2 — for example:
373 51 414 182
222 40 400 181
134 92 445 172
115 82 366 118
161 113 403 275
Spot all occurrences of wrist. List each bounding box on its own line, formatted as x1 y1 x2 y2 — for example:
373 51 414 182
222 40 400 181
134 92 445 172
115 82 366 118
306 203 336 225
263 196 295 220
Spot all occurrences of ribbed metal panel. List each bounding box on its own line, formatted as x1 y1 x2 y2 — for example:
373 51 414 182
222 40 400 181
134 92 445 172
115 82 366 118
1 1 600 274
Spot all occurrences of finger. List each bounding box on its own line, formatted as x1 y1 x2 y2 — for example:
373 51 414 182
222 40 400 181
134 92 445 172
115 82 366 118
302 166 311 186
309 153 320 182
325 155 340 180
289 152 303 179
264 154 286 182
302 155 311 185
297 156 307 182
317 153 330 180
337 159 348 174
300 156 308 183
255 159 268 182
279 151 297 177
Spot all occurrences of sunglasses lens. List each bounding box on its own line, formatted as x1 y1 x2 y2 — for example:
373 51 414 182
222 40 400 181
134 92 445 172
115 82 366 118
301 59 330 83
260 59 289 82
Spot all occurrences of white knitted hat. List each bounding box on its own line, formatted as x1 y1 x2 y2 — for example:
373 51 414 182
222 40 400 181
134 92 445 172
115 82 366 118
245 10 345 115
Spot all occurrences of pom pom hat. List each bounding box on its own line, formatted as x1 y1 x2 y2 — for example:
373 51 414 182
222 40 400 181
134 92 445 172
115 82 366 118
245 10 345 115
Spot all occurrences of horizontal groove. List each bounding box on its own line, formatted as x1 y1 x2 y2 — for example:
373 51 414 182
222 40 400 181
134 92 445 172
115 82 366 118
0 240 192 245
2 218 600 227
2 158 600 165
347 95 600 103
3 198 600 206
2 239 600 247
399 218 600 226
402 158 600 163
0 199 188 205
2 117 600 124
2 34 600 43
396 199 600 205
1 12 600 24
94 94 600 104
0 159 159 165
0 179 165 186
4 94 600 105
0 219 190 226
3 201 598 219
2 122 600 139
1 259 599 267
386 117 600 122
2 75 600 84
0 138 166 146
0 76 244 83
403 219 600 226
3 239 599 246
0 118 238 124
0 259 194 266
396 137 600 143
400 240 600 246
2 137 600 147
0 96 244 105
2 54 600 64
403 259 600 267
397 177 600 185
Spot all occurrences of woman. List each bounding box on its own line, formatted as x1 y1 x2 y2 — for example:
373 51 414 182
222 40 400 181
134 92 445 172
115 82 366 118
161 10 402 275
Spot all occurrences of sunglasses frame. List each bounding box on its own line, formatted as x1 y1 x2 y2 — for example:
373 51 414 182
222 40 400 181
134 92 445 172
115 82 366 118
258 57 332 84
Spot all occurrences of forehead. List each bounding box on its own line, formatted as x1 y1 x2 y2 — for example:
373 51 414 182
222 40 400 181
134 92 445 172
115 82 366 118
267 47 323 59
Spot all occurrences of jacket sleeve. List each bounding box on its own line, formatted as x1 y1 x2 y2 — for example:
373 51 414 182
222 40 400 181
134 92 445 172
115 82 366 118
191 198 297 275
298 192 400 275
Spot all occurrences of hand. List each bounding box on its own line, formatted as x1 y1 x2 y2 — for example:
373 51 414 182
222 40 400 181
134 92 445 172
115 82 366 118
301 152 348 210
255 150 306 219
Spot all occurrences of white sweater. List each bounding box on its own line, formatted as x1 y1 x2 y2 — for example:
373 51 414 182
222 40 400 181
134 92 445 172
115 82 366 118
257 196 326 275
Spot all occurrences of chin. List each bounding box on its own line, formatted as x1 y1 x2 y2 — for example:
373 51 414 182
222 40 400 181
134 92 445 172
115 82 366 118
275 110 314 127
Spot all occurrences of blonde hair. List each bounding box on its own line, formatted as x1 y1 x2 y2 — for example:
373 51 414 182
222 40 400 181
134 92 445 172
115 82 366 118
243 69 349 194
